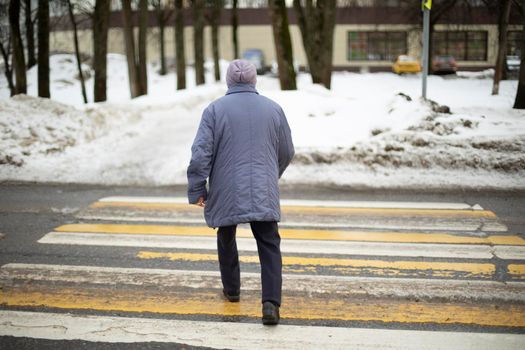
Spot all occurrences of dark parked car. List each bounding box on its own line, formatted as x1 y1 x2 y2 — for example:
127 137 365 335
432 55 458 74
242 49 266 74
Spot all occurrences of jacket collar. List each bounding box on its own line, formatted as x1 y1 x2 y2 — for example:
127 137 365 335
226 84 259 95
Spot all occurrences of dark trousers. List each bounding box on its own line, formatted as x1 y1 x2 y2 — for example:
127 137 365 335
217 221 282 306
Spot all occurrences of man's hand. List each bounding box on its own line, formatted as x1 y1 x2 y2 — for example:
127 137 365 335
194 196 206 208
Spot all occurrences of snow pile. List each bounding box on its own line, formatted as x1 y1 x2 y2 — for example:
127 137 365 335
456 69 495 79
47 54 92 86
262 72 524 189
294 119 525 171
0 53 524 189
0 85 224 185
294 95 525 171
1 54 93 106
0 94 138 167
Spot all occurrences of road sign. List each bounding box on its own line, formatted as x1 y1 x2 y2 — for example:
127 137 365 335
422 0 432 10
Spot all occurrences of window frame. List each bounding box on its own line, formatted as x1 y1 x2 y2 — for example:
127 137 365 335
347 31 407 62
507 30 523 57
432 30 488 61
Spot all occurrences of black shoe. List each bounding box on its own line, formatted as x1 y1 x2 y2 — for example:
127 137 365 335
262 301 280 325
223 289 240 302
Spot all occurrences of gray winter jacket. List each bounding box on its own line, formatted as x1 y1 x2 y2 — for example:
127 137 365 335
187 83 294 228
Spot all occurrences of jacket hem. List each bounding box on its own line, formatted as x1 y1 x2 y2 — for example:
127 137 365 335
206 212 280 228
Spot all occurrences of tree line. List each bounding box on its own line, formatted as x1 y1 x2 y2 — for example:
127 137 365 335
1 0 524 108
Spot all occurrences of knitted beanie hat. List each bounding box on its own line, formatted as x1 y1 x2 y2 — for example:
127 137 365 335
226 59 257 88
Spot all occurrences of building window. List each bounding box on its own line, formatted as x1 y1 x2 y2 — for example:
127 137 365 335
347 31 407 61
223 0 268 8
339 0 403 6
245 0 267 7
507 31 523 57
432 31 488 61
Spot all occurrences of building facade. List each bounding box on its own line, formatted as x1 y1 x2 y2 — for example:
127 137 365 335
49 3 523 72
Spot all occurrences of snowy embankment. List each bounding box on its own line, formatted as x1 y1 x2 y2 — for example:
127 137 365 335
0 54 524 189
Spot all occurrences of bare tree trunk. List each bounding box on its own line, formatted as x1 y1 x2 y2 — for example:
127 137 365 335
492 0 512 95
67 0 87 103
138 0 148 94
24 0 35 68
9 0 26 95
152 1 165 76
122 0 141 97
37 0 49 98
269 0 296 90
153 0 172 76
159 12 166 75
513 0 525 109
321 4 336 88
193 0 205 85
0 41 15 95
174 0 186 89
93 0 110 102
211 0 221 81
293 0 336 89
232 0 239 59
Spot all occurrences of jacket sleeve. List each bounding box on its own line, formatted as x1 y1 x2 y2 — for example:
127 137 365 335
277 108 295 178
187 108 214 204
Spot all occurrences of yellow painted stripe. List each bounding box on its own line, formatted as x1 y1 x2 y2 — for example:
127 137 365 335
508 264 525 278
283 206 497 218
137 251 495 278
54 224 525 246
487 236 525 245
90 201 497 218
2 287 523 327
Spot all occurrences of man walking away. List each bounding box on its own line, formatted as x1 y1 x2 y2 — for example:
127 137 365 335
187 59 294 325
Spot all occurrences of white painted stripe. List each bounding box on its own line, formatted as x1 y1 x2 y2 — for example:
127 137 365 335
493 246 525 260
3 263 524 302
76 214 206 224
479 222 509 232
281 221 506 232
1 311 523 350
99 196 189 203
282 200 482 210
98 196 483 210
74 215 508 232
37 231 523 259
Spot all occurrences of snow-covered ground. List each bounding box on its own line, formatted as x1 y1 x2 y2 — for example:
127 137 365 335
1 54 524 189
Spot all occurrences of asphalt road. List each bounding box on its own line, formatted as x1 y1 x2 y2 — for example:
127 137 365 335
0 182 524 349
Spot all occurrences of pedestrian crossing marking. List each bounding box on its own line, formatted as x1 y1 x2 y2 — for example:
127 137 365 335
54 223 525 245
74 214 508 232
283 206 497 218
77 197 508 232
3 310 524 350
6 194 523 344
137 251 496 279
39 231 525 259
508 264 525 278
90 201 497 218
2 286 524 327
3 264 523 302
98 196 484 210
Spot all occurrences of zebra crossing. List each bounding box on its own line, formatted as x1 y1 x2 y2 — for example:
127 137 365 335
1 196 525 349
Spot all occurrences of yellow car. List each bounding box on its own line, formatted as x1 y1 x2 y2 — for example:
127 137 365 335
392 55 421 74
